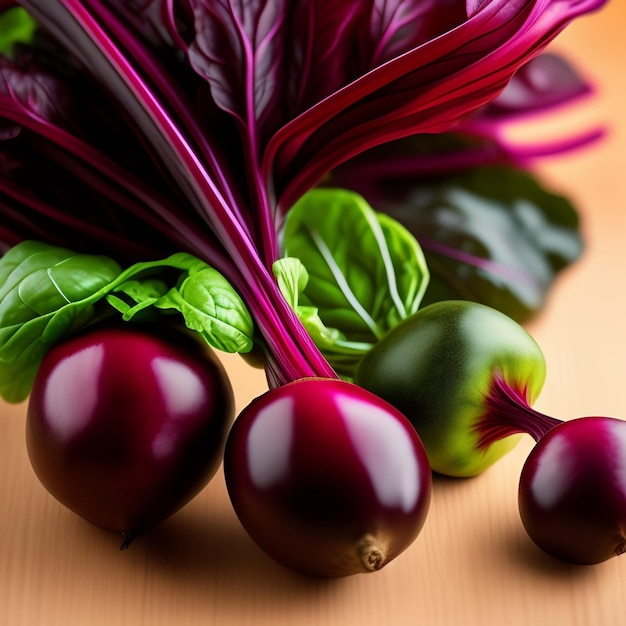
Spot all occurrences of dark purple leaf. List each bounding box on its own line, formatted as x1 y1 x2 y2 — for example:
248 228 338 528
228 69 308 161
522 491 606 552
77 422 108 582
185 0 289 141
327 52 604 183
268 0 608 213
286 0 370 114
461 51 606 164
0 46 210 262
0 52 76 129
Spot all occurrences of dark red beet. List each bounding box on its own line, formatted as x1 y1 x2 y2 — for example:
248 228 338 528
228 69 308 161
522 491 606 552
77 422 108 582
223 377 432 577
26 324 234 546
518 416 626 564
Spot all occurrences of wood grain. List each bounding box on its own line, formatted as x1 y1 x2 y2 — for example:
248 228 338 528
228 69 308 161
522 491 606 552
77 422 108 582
1 4 625 625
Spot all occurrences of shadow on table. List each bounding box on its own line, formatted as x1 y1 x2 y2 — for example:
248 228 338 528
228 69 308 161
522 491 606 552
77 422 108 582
500 527 603 581
129 504 346 602
431 472 600 582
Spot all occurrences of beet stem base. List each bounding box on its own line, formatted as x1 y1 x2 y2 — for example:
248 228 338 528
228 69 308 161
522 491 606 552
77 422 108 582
475 372 563 448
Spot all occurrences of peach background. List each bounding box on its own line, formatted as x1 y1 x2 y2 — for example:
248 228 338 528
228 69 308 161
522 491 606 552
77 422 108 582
1 3 625 625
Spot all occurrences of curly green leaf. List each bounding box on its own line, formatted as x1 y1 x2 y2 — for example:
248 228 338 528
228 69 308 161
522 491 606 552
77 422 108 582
154 266 254 354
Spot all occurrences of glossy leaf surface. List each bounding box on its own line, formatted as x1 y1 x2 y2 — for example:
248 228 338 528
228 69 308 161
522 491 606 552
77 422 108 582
282 188 428 357
0 241 254 402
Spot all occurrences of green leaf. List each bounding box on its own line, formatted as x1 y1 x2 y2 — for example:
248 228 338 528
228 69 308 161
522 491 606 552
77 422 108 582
154 265 254 354
0 8 38 57
98 253 254 353
272 257 372 378
273 257 308 311
282 188 429 345
376 166 583 322
0 241 123 402
0 242 254 403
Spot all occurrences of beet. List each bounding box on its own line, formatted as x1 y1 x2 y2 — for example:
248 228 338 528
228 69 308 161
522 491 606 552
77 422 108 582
224 377 432 577
26 324 234 546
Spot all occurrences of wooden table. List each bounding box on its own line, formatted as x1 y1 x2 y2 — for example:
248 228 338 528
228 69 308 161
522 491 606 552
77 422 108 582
1 4 625 625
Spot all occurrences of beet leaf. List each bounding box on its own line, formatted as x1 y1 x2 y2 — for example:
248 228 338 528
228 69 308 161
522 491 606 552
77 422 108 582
1 0 608 384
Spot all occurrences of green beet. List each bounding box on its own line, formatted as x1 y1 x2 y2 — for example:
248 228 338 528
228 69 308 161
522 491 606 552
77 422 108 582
354 300 546 477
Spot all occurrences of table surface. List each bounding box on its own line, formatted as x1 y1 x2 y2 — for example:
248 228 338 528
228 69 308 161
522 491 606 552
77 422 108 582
2 4 625 626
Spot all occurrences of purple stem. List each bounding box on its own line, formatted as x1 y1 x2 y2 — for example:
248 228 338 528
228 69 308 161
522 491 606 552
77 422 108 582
20 0 338 386
84 0 252 240
474 372 562 447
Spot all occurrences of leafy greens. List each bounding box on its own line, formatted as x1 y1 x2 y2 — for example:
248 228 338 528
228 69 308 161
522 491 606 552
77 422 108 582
0 241 254 402
330 165 583 322
0 0 607 386
0 7 37 56
280 188 428 377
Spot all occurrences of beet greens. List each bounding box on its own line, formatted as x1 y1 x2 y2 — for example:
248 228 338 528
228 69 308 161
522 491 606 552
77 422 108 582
0 0 607 386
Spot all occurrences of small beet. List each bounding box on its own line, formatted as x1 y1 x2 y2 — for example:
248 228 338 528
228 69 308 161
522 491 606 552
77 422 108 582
518 416 626 564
